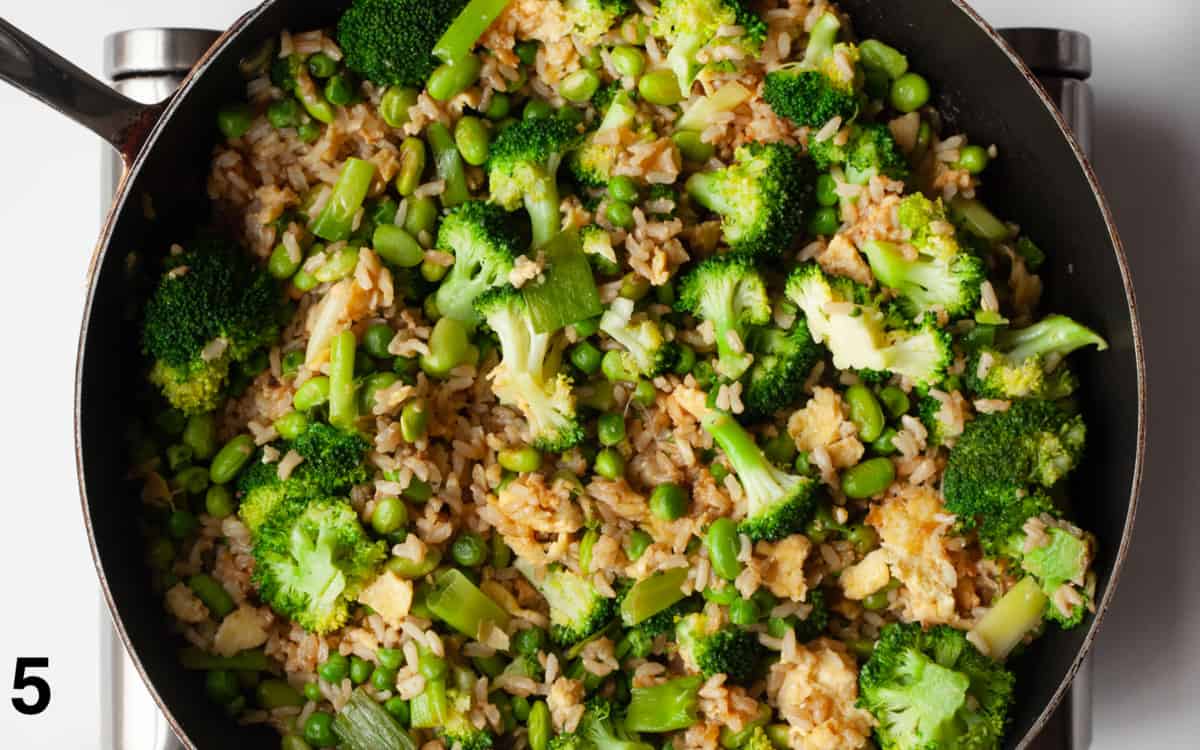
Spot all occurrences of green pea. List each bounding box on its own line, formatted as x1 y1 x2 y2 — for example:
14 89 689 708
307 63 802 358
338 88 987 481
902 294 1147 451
205 485 235 519
421 258 449 282
650 483 688 520
632 379 656 407
268 242 302 279
847 523 879 555
217 104 253 139
729 597 759 626
303 711 336 747
638 69 682 105
398 398 429 442
404 195 439 239
808 206 841 236
380 86 420 128
372 497 408 535
427 54 482 101
862 589 890 611
845 385 885 443
188 574 234 619
484 92 512 120
147 537 175 570
523 99 554 120
206 670 240 705
653 282 675 308
210 434 254 484
794 451 813 476
355 324 390 361
293 376 331 411
622 529 652 562
955 144 990 174
872 427 898 455
707 517 741 580
593 448 626 479
673 345 696 375
763 433 797 467
597 413 627 447
277 351 302 378
267 98 302 129
498 446 541 473
452 115 490 167
878 386 910 419
349 655 373 685
421 317 470 378
372 647 402 671
370 665 397 692
314 246 360 282
257 679 304 709
608 175 639 203
611 46 646 79
815 173 839 207
528 701 551 750
512 695 531 722
600 350 634 382
394 137 428 197
491 535 512 570
403 477 433 503
511 627 545 657
891 72 931 113
672 130 715 163
304 52 337 79
841 457 896 499
452 532 488 567
182 413 217 460
515 40 540 66
273 411 308 442
560 69 601 102
319 652 349 683
708 460 729 483
373 224 424 268
324 73 356 106
569 341 603 374
297 120 322 143
385 696 410 724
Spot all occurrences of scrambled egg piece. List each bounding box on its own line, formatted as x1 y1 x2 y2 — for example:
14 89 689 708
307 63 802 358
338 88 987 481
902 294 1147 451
357 570 414 627
754 536 813 602
767 638 875 749
213 606 271 657
840 549 890 601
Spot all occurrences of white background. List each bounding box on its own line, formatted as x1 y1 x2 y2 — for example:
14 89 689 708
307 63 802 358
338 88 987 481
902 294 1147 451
0 0 1195 747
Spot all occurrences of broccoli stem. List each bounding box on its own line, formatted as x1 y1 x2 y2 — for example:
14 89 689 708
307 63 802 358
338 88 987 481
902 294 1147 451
329 329 358 430
685 171 736 217
677 82 753 131
409 677 449 728
426 569 512 638
802 12 840 67
334 687 419 750
624 675 704 733
427 122 471 208
526 175 563 247
434 0 515 64
968 577 1048 660
311 157 377 242
666 31 707 92
619 567 689 626
860 240 907 288
949 197 1010 242
598 90 638 132
702 412 771 483
996 314 1108 363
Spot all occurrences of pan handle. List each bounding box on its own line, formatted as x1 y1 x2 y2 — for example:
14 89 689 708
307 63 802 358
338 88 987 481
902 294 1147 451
0 17 161 159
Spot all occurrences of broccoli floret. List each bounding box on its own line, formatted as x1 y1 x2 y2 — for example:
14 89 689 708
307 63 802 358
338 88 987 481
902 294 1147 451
742 317 823 418
685 142 814 256
675 255 771 381
581 225 620 275
516 559 616 647
651 0 767 93
434 201 523 327
809 124 908 184
942 400 1086 526
975 494 1094 629
675 612 763 683
791 588 829 642
763 12 860 128
599 297 677 377
858 623 1015 750
896 193 961 260
914 388 960 449
440 688 496 750
785 263 952 387
488 117 582 247
565 0 632 44
337 0 466 87
560 699 656 750
965 315 1107 400
702 411 817 541
251 496 386 633
861 239 984 320
569 90 639 188
737 727 774 750
624 675 703 733
143 238 281 415
477 287 584 452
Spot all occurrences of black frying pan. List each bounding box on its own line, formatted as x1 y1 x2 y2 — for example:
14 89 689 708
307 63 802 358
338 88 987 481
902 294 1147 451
0 1 1146 747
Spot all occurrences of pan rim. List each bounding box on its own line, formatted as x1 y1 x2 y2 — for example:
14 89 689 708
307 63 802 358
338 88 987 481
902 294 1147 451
72 1 1147 747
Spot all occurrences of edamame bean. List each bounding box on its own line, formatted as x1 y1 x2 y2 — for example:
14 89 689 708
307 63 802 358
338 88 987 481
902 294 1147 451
625 529 652 561
400 398 429 442
293 376 331 411
560 69 601 102
729 597 759 626
205 485 235 519
428 54 482 102
862 588 890 611
815 173 839 207
349 655 373 684
890 72 930 113
257 679 304 709
210 435 254 484
597 413 626 447
671 130 715 163
483 92 511 121
420 317 470 378
454 116 491 166
167 509 198 539
846 523 879 555
314 247 360 282
373 224 424 267
267 98 302 129
859 40 909 80
380 86 420 128
570 341 603 374
427 122 469 207
372 496 408 535
872 427 898 455
650 483 688 520
593 448 625 479
273 411 309 442
217 104 253 139
303 711 336 747
362 323 394 359
268 242 302 279
878 386 910 419
188 574 235 619
638 69 682 106
611 46 646 79
528 701 551 750
845 385 885 442
292 268 318 292
523 99 554 120
183 413 217 460
324 73 356 107
707 517 741 580
608 176 639 204
206 670 240 705
394 137 428 197
404 195 439 239
808 206 841 236
841 457 896 499
175 466 208 496
498 447 541 473
451 532 488 567
297 120 322 143
955 144 989 174
319 652 349 683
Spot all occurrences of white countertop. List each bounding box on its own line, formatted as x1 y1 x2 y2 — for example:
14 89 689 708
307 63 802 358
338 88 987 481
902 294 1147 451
0 1 1193 747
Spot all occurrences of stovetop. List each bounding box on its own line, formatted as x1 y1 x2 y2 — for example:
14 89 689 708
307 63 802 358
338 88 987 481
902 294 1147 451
97 25 1098 750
